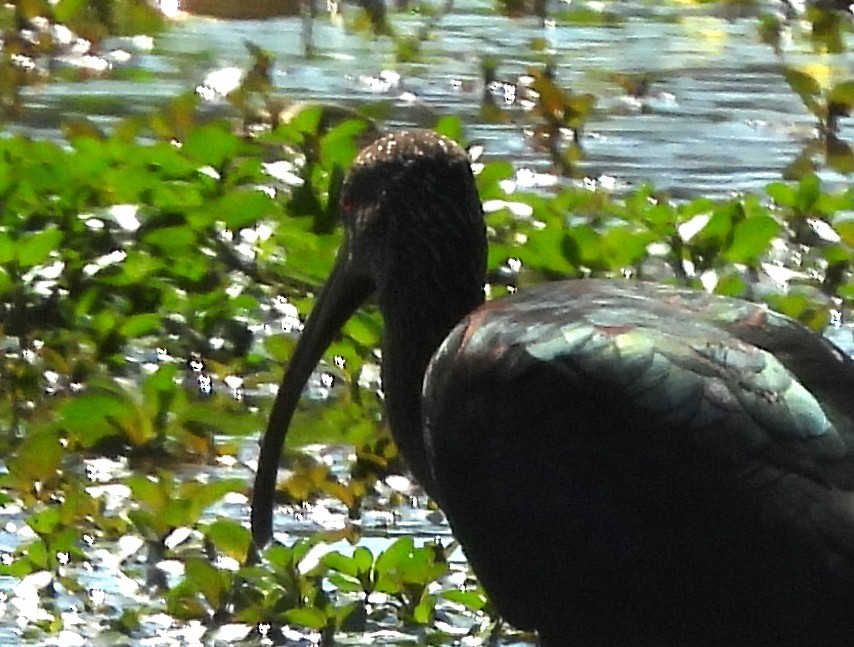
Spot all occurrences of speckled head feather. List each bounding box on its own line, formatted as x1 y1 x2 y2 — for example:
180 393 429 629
338 130 486 300
350 129 470 170
341 131 475 231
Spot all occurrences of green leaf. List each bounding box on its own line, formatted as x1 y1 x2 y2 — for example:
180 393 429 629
765 181 796 207
826 136 854 175
724 215 779 263
111 250 163 284
0 553 36 577
24 540 50 570
151 181 205 211
58 392 132 448
119 313 162 338
327 572 363 593
352 546 373 574
320 119 370 169
342 310 382 348
143 363 179 395
562 226 604 270
375 537 414 579
782 66 822 116
0 267 12 296
26 507 61 536
263 334 296 363
0 232 15 264
413 595 435 624
217 189 276 229
185 557 228 609
443 589 488 611
180 478 245 510
336 600 367 631
8 429 63 486
203 519 252 562
284 104 324 137
476 160 515 192
795 175 822 214
714 273 748 298
324 547 373 582
16 228 63 268
822 243 852 264
829 80 854 108
126 474 170 514
141 141 198 178
143 226 197 253
834 218 854 247
602 226 655 269
323 551 360 578
183 123 241 169
434 115 463 142
284 606 327 630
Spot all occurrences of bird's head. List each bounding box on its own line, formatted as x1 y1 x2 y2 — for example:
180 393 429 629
251 129 486 547
336 130 485 301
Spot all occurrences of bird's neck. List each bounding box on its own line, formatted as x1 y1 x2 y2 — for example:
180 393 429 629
378 274 485 497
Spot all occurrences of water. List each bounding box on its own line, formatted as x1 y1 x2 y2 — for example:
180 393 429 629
6 1 854 644
21 1 853 199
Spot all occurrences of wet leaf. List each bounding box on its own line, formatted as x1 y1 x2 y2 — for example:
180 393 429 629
264 334 297 363
323 548 371 580
285 606 327 630
714 273 748 298
7 429 63 489
796 175 823 214
826 136 854 175
119 313 162 338
766 181 796 207
16 228 63 268
217 189 277 229
476 161 515 200
434 115 464 143
724 215 779 264
126 474 170 515
27 507 61 536
833 219 854 248
782 66 822 117
0 232 14 264
283 104 324 139
443 589 489 611
320 119 370 169
829 80 854 109
183 124 241 169
185 557 229 609
143 226 197 254
23 541 49 570
0 267 11 295
58 392 134 449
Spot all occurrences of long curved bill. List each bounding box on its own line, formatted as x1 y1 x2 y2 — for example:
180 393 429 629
251 239 374 547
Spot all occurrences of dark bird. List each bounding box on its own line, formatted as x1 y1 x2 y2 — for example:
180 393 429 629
251 130 854 646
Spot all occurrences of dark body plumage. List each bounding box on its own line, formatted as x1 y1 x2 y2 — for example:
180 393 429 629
252 130 854 646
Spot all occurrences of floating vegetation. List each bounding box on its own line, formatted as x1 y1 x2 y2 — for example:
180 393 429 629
2 0 854 645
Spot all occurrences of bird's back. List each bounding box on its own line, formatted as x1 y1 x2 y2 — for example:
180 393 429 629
423 279 854 645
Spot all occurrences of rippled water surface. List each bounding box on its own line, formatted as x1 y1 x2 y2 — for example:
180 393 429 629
21 1 853 198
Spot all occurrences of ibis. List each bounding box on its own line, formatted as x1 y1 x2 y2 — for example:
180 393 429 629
252 129 854 646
